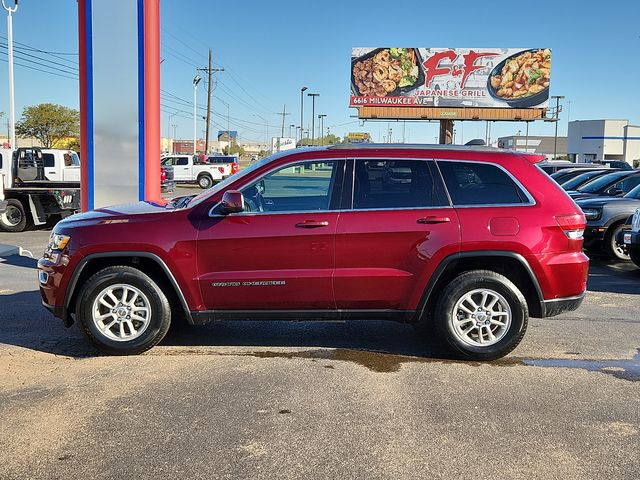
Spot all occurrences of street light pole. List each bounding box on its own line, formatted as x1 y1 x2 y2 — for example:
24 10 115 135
2 0 18 148
551 95 565 160
193 75 201 155
308 93 319 145
318 114 326 145
299 86 307 145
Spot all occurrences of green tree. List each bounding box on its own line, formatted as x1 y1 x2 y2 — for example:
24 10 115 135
16 103 79 148
222 144 245 156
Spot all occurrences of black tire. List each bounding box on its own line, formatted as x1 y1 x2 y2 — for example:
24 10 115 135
197 174 213 189
605 223 630 261
435 270 528 361
76 266 171 355
630 250 640 269
0 199 30 232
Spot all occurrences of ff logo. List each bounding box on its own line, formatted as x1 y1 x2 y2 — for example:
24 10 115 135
422 50 498 89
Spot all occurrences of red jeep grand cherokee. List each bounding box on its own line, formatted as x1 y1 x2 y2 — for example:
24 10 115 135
38 145 589 360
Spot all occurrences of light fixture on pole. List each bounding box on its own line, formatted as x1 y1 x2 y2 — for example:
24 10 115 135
299 86 307 145
308 93 319 145
2 0 19 148
193 75 202 155
289 124 295 138
551 95 565 159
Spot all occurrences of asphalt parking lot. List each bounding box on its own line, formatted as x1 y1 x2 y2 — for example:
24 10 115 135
1 205 639 479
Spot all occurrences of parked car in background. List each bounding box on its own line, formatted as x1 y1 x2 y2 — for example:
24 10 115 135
559 170 618 191
39 144 588 360
568 170 640 200
161 154 225 189
620 208 640 267
601 160 633 171
160 164 175 193
538 161 602 174
550 167 610 185
578 185 640 260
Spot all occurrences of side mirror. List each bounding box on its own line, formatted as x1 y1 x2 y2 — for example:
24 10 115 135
219 190 244 215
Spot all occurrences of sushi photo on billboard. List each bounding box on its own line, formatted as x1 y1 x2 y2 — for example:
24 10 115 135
350 48 551 109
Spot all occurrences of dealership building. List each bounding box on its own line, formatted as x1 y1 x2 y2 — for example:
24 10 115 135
497 135 567 159
568 120 640 166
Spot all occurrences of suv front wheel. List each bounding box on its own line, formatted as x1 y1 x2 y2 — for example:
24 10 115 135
76 266 172 355
435 270 528 361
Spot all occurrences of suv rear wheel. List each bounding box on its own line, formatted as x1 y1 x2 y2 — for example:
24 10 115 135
198 174 213 189
435 270 528 360
76 266 171 355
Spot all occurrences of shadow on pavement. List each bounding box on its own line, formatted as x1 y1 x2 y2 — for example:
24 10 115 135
0 289 450 359
0 254 38 269
587 256 640 295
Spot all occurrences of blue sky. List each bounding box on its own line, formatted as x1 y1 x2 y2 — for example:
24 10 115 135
0 0 639 145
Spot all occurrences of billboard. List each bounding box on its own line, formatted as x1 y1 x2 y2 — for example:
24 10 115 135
350 48 551 110
271 137 296 152
347 132 371 144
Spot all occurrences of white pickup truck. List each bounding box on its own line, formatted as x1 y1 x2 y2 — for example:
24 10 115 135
161 154 226 189
0 148 80 232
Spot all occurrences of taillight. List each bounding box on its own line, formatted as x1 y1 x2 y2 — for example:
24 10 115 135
160 168 167 182
218 167 225 174
232 163 239 174
555 213 585 240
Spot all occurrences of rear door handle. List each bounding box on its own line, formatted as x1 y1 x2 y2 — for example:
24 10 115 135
295 220 329 228
417 216 451 224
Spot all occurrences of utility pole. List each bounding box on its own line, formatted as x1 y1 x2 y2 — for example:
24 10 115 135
2 0 18 148
198 50 224 154
277 104 290 138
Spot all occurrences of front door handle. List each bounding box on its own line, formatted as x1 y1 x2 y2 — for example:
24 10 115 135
295 220 329 228
417 216 451 224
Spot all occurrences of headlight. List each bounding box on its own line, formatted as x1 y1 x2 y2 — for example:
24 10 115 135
49 233 71 251
581 208 601 220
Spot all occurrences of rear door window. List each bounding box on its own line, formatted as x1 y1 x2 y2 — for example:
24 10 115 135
43 153 55 168
437 161 529 206
352 159 448 209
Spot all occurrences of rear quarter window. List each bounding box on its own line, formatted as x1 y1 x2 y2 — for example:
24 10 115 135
437 161 530 206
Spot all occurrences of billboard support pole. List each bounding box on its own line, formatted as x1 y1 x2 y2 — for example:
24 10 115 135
439 120 454 144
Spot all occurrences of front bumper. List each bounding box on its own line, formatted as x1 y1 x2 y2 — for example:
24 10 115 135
540 292 586 318
0 200 7 214
583 225 608 244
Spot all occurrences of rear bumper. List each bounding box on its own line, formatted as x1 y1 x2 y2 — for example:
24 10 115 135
618 230 640 251
540 292 586 318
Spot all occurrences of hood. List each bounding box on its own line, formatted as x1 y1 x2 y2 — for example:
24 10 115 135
568 191 598 200
577 196 640 208
56 201 169 229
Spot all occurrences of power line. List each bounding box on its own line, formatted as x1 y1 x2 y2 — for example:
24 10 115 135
0 43 79 75
0 56 78 81
0 34 78 66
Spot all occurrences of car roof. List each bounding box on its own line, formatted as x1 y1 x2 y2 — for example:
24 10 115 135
283 144 543 164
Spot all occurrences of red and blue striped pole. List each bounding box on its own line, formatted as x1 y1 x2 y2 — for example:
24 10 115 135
78 0 161 211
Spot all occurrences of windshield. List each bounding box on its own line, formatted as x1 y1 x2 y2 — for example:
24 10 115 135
561 171 606 190
625 184 640 199
577 172 629 193
186 156 271 207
